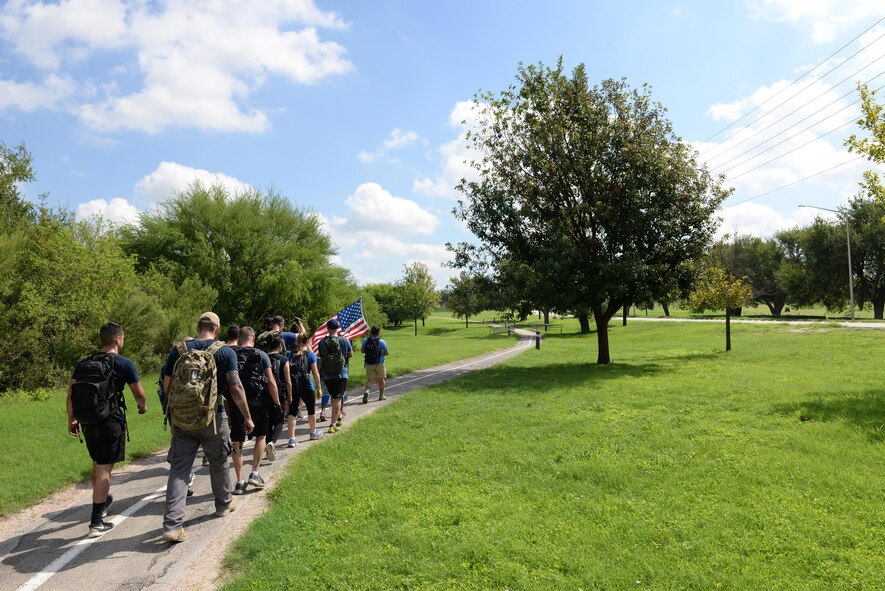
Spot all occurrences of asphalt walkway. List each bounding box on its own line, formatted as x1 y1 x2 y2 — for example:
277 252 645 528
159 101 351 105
1 332 534 591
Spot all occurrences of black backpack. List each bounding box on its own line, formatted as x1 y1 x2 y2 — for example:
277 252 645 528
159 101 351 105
269 353 287 399
289 351 311 394
232 346 268 406
364 336 382 365
71 353 119 425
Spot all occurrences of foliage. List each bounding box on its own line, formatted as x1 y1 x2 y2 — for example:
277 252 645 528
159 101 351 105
845 82 885 208
0 140 36 232
846 197 885 319
365 283 409 326
445 272 490 326
396 262 440 335
120 183 337 328
451 58 729 363
712 235 788 316
687 264 753 351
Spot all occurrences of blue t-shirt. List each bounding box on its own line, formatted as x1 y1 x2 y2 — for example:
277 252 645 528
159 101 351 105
72 353 140 393
163 339 238 394
290 350 319 392
360 337 389 365
318 336 353 379
282 331 297 354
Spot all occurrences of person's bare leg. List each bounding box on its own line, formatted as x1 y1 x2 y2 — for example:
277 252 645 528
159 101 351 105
330 398 341 426
92 463 113 503
378 377 386 400
252 436 266 474
231 441 244 483
287 415 297 439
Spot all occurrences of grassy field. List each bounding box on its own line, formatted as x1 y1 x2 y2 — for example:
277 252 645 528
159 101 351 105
221 321 885 591
0 315 514 516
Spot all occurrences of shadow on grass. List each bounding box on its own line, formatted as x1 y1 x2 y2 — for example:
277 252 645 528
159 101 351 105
772 389 885 442
461 360 665 393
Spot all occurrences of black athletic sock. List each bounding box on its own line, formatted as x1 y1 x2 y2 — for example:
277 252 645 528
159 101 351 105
90 502 104 526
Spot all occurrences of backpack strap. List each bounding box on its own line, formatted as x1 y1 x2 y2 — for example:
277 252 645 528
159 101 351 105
206 340 225 356
175 340 190 357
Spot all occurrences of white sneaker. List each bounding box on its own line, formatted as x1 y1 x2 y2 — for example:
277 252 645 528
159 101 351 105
287 438 298 448
265 441 276 462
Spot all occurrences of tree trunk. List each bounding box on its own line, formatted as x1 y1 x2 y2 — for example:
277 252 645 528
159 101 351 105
465 314 469 328
725 311 731 352
421 316 425 326
622 304 629 326
875 300 884 320
543 310 550 325
766 302 785 317
414 317 418 336
661 301 670 317
538 311 541 320
593 307 612 364
578 313 591 334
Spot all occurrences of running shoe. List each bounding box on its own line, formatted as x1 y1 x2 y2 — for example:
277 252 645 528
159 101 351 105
318 414 328 422
248 472 266 489
87 521 115 538
287 437 298 448
328 425 338 434
336 417 343 427
309 430 324 440
362 391 369 404
233 481 247 495
265 441 276 462
101 494 113 518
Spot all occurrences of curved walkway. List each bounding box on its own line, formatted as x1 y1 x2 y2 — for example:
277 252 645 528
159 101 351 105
627 316 885 328
1 332 534 591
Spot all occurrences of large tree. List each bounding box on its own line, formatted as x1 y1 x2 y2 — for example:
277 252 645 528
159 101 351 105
396 262 440 336
452 60 729 363
121 183 338 327
446 272 490 327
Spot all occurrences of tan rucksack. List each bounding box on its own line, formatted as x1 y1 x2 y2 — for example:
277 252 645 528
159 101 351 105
166 340 225 431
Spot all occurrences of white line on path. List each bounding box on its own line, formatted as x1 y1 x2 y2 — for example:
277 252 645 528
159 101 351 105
16 338 531 591
16 486 167 591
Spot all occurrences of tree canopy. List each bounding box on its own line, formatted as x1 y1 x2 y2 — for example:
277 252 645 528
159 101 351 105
452 59 729 363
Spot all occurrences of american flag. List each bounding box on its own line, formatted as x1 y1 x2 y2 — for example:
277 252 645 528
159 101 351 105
309 298 370 352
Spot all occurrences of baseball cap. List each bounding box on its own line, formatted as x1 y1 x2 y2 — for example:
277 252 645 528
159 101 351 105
326 318 340 330
198 311 220 327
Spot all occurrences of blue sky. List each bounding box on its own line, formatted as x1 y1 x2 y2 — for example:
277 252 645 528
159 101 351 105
2 0 884 287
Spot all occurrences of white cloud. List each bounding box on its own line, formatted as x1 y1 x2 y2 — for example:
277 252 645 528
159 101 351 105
413 100 484 199
0 73 75 111
358 128 424 162
333 182 439 235
76 197 141 225
0 0 352 132
133 161 252 205
746 0 885 43
716 202 841 239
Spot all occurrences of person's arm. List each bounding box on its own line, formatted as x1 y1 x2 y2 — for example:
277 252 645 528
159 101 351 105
129 381 148 414
66 380 79 436
345 338 353 359
283 361 292 405
264 367 280 406
226 372 254 434
360 339 366 354
310 360 322 400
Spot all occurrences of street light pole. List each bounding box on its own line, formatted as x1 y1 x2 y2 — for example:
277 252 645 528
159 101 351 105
798 205 855 320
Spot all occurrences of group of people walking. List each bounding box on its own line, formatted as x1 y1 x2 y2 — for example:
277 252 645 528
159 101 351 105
66 311 389 541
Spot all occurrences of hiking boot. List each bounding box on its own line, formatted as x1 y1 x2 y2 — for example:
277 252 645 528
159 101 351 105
101 495 113 518
335 417 343 427
87 520 115 538
162 527 188 543
309 429 324 440
362 391 369 404
215 496 238 516
232 481 247 495
265 442 276 462
248 472 265 489
287 437 298 448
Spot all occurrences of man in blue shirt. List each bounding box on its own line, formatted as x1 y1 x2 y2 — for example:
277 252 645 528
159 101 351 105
361 325 390 403
318 319 352 433
67 322 147 538
160 312 254 543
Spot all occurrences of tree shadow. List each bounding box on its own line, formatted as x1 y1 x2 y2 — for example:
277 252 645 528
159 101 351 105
424 327 459 336
772 389 885 442
457 360 665 393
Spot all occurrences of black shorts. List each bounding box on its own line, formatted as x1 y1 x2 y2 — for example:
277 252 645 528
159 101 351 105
324 378 348 399
247 404 269 439
82 419 125 465
231 402 270 442
289 388 316 416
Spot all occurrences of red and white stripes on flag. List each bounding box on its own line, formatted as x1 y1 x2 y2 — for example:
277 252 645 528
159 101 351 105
309 298 370 353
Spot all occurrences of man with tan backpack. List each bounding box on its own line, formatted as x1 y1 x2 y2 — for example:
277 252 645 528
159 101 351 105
160 312 253 543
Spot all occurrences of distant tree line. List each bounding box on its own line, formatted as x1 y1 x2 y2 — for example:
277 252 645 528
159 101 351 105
0 140 383 393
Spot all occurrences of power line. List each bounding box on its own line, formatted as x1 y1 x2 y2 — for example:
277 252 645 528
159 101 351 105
721 156 863 208
708 55 885 170
713 78 885 177
700 16 885 147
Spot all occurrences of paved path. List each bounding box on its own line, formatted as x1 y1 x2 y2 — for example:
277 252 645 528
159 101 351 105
625 316 885 328
1 333 534 591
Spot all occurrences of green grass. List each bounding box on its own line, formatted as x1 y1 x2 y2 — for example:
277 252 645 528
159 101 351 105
620 302 884 321
221 321 885 590
0 315 514 516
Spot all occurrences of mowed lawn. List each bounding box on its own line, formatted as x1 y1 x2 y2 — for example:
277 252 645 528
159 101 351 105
0 315 514 516
222 321 885 591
